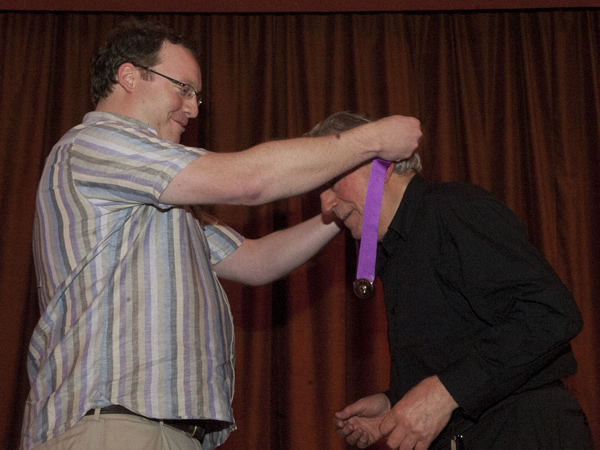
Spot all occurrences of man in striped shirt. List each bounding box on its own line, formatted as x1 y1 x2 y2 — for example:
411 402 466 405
22 20 422 450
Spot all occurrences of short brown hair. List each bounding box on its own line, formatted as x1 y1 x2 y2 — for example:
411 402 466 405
90 19 199 106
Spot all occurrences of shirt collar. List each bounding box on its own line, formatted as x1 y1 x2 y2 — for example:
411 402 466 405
381 174 429 249
83 111 158 136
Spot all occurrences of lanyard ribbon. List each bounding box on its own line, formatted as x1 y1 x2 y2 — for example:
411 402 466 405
353 158 391 299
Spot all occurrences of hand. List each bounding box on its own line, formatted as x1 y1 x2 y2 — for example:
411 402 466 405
379 376 458 450
366 115 423 162
334 393 391 448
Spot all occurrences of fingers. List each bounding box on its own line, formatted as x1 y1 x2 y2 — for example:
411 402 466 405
367 115 423 162
334 394 392 447
354 429 372 449
333 416 347 431
333 419 357 442
380 421 435 450
398 436 419 450
336 425 371 449
388 115 422 158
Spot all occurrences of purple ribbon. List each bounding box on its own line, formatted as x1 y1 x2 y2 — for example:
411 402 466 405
353 158 391 299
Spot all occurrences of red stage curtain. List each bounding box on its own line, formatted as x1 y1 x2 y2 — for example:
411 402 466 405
1 9 598 449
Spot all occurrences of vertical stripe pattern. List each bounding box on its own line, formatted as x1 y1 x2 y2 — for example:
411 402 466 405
23 112 243 450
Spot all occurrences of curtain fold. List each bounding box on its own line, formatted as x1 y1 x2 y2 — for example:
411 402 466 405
1 10 598 449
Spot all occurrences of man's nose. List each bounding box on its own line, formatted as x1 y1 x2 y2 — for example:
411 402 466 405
320 189 337 214
184 96 199 119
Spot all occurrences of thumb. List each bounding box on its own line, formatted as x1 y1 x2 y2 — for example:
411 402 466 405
335 400 366 420
335 405 356 421
378 411 397 438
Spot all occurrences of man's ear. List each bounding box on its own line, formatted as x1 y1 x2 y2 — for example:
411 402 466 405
384 160 395 182
117 63 138 93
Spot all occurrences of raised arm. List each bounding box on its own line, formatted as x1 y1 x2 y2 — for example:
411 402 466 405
159 115 421 206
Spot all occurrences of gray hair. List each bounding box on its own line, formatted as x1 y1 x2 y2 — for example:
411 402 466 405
305 111 421 174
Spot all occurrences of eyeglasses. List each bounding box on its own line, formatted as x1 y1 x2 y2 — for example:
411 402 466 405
136 65 202 105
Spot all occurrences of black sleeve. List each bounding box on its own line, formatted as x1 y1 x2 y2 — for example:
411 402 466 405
435 188 582 419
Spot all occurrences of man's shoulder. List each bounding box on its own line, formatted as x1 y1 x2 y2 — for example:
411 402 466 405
425 179 497 204
80 111 152 133
411 178 507 222
59 111 160 151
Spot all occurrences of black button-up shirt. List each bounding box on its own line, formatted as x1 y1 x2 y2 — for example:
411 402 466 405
377 175 582 419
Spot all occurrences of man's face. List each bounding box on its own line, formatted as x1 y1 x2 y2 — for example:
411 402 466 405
137 42 202 143
320 164 371 240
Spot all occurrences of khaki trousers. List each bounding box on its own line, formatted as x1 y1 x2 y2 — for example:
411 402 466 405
34 409 203 450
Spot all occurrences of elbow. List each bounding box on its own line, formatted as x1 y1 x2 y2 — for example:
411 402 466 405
228 177 272 206
567 303 584 340
240 190 268 206
560 289 584 340
548 296 584 343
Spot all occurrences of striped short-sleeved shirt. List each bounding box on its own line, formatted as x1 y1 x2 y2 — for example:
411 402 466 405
22 112 244 450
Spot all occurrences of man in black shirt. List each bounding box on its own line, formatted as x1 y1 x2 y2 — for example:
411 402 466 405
307 112 593 449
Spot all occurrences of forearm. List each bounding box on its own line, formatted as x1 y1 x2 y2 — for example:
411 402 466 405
160 116 421 206
161 135 370 205
437 303 579 419
214 214 341 285
439 191 583 418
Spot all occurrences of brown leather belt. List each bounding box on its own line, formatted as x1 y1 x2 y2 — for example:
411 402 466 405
85 405 214 443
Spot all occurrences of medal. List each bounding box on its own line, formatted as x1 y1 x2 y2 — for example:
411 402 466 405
353 278 374 299
353 158 390 299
